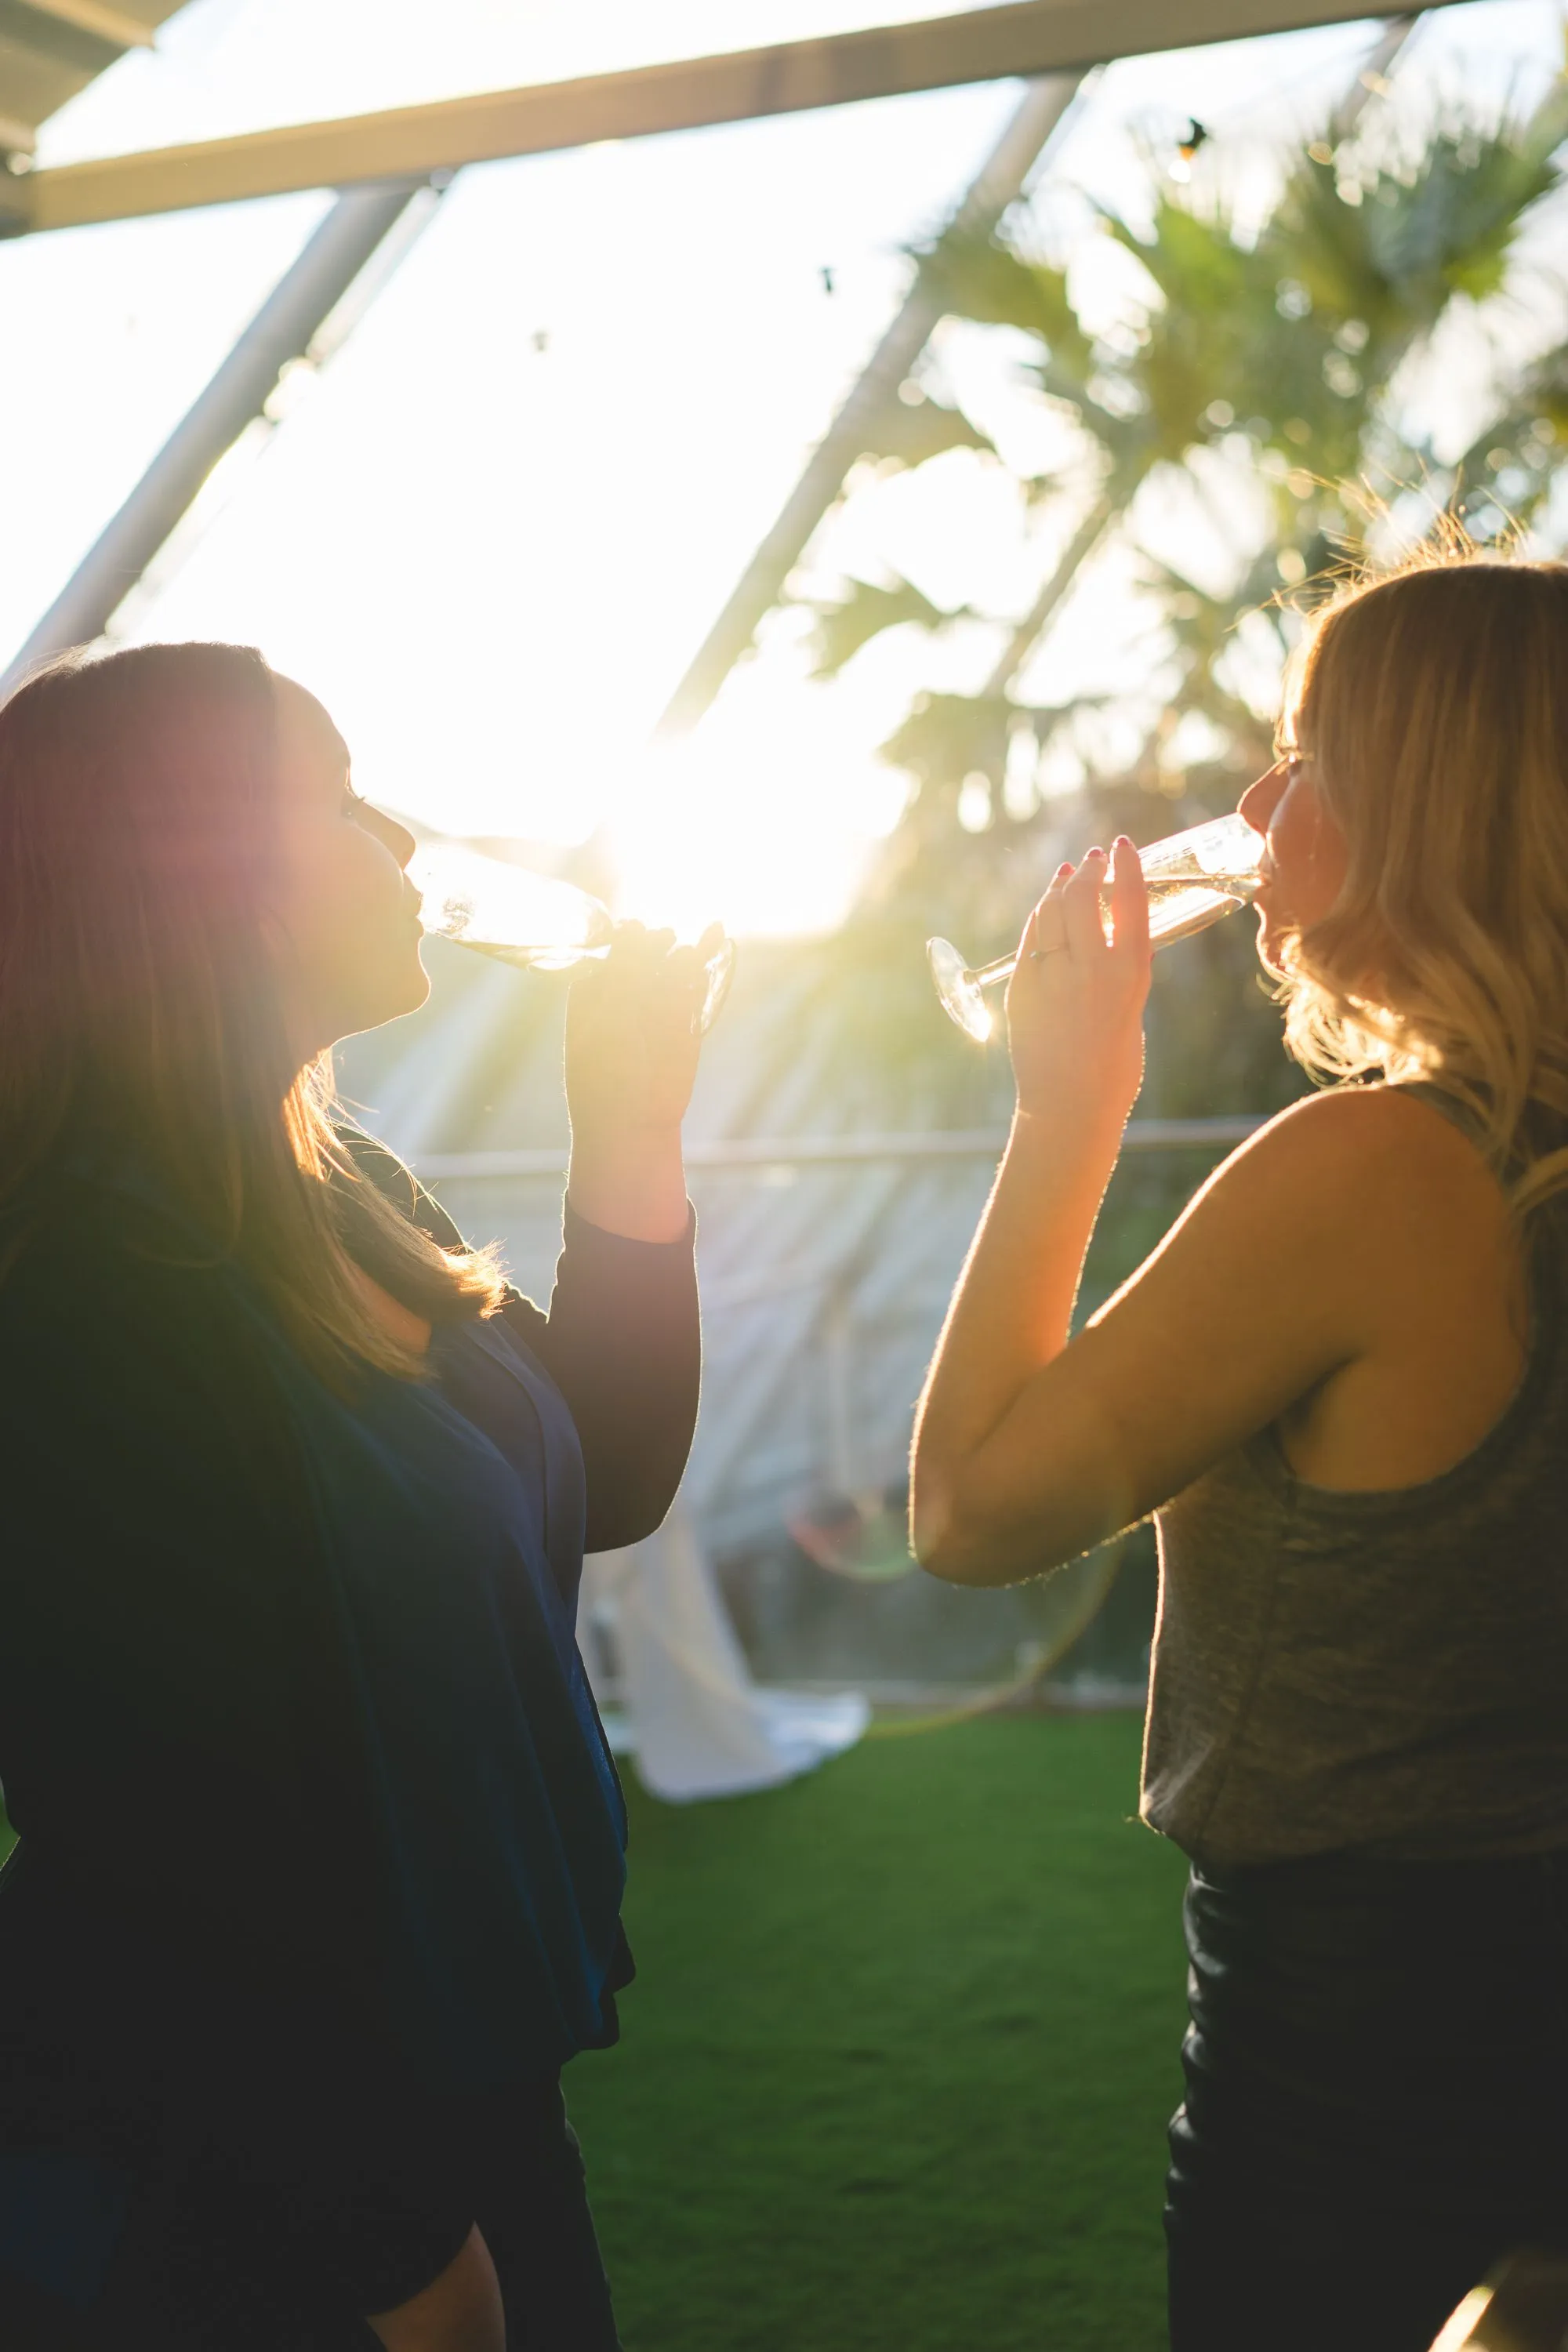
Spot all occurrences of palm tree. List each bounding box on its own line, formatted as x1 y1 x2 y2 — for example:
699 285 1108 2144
771 69 1568 1141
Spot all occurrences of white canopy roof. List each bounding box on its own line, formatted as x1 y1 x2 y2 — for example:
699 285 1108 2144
0 0 184 165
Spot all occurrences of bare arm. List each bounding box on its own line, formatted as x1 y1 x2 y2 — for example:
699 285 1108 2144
339 921 712 1550
913 1094 1409 1581
561 919 721 1243
535 918 711 1544
911 841 1391 1584
912 840 1149 1574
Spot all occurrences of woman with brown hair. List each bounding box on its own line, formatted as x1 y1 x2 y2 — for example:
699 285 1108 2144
0 642 710 2347
913 551 1568 2350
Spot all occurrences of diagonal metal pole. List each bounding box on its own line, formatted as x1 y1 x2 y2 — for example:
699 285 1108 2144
1 176 446 695
649 11 1412 748
650 69 1091 742
1331 12 1421 136
969 12 1425 705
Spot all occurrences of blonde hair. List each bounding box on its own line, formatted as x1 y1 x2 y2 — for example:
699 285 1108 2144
0 641 506 1388
1270 544 1568 1219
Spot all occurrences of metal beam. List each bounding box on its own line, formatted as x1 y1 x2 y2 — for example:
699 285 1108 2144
412 1119 1268 1181
650 5 1422 740
7 0 1469 236
1331 9 1420 132
653 69 1086 741
0 179 441 692
0 0 187 183
13 0 155 46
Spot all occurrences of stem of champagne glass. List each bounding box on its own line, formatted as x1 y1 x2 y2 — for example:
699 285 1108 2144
967 950 1018 993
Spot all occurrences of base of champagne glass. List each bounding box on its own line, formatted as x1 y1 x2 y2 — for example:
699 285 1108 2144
523 947 591 972
927 937 993 1044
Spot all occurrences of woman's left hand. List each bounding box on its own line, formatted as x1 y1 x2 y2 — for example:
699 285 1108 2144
1004 837 1151 1139
564 920 720 1145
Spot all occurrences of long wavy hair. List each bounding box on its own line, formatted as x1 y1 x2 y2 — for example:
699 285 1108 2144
0 641 506 1385
1273 546 1568 1219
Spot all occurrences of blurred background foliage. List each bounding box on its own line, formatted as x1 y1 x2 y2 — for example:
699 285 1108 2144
773 60 1568 1148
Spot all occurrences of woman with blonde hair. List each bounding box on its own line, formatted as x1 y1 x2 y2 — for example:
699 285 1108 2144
913 552 1568 2350
0 642 710 2347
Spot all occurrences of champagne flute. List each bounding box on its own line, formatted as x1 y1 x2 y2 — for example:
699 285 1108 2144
409 840 737 1035
927 811 1265 1043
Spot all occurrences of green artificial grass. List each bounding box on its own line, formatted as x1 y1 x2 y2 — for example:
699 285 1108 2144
566 1711 1190 2352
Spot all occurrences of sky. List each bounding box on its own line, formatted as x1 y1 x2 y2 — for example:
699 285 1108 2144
2 0 1564 936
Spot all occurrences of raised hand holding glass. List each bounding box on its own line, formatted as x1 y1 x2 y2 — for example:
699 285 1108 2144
409 841 736 1034
927 811 1265 1043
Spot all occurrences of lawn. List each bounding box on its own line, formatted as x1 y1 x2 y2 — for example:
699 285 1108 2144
567 1710 1190 2352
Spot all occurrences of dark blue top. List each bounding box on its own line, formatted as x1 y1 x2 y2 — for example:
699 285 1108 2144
0 1133 700 2311
272 1295 630 2093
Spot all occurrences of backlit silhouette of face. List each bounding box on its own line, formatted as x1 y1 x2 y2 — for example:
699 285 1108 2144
1239 755 1348 964
264 677 429 1060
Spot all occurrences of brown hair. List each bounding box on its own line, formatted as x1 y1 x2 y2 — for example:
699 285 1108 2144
1275 547 1568 1218
0 641 506 1385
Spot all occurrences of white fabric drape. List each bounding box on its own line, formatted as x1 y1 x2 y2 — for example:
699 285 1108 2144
581 1507 868 1803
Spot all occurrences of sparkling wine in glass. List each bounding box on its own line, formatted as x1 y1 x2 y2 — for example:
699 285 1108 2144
409 841 736 1034
927 811 1265 1044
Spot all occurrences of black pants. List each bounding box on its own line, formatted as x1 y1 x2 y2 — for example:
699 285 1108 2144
0 2075 621 2352
1165 1848 1568 2352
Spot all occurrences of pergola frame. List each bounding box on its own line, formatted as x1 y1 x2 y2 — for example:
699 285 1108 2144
4 0 1443 237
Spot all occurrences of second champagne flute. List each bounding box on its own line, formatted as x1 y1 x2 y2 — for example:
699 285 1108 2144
927 811 1265 1043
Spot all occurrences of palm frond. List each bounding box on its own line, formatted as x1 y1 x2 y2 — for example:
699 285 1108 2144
916 230 1095 383
800 575 959 678
764 80 1568 1116
854 388 996 470
879 688 1016 804
1445 339 1568 534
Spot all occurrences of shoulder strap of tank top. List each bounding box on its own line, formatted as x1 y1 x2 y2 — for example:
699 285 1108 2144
1392 1077 1493 1150
1388 1081 1568 1336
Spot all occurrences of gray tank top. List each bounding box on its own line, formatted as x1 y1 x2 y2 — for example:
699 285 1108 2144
1142 1087 1568 1868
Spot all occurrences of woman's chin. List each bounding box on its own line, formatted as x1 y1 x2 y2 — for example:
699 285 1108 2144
397 954 434 1018
333 957 431 1044
1252 905 1287 969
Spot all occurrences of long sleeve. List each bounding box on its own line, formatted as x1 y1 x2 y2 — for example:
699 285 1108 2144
0 1174 615 2314
503 1200 700 1552
337 1127 701 1553
0 1202 375 1991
